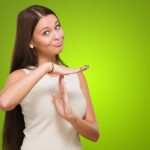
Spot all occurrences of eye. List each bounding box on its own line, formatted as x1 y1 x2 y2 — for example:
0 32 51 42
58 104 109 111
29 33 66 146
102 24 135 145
55 24 61 30
43 31 50 36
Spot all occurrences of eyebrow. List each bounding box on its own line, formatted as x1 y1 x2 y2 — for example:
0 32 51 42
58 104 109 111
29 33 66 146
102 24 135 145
39 20 59 32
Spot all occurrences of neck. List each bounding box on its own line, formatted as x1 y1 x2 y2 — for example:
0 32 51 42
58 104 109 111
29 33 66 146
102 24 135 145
37 55 58 67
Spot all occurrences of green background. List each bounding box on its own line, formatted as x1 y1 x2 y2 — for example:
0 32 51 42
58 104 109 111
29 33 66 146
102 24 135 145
0 0 149 150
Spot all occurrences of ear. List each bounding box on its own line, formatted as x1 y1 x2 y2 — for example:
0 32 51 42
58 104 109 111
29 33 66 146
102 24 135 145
29 41 34 49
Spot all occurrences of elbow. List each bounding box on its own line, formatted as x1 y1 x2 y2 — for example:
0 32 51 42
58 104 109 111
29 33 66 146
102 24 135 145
91 123 100 142
0 97 14 111
0 100 9 111
0 101 8 111
92 131 100 142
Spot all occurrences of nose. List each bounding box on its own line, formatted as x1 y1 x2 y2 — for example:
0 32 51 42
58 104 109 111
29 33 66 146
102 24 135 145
52 30 60 40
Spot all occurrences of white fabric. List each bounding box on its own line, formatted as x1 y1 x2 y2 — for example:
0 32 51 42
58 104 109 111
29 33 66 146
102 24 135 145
20 68 87 150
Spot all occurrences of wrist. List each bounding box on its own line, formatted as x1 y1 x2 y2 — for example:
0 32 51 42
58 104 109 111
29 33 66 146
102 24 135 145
49 63 54 73
68 114 79 125
45 62 53 73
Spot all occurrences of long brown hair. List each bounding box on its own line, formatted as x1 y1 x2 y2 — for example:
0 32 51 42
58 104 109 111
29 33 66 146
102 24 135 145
2 5 68 150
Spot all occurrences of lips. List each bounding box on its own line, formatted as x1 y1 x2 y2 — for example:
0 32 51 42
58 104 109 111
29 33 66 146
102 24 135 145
53 42 63 47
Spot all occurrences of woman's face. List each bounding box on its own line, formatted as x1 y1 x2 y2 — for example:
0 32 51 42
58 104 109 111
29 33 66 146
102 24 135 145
31 14 64 57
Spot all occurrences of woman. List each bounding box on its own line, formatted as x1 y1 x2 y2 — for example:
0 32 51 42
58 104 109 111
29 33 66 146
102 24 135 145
0 5 100 150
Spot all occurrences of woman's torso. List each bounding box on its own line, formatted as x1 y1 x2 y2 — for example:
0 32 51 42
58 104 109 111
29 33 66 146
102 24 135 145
20 68 87 150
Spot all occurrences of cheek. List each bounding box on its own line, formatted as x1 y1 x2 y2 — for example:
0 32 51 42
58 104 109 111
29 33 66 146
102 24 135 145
34 36 54 52
58 29 64 38
59 29 64 38
34 36 52 47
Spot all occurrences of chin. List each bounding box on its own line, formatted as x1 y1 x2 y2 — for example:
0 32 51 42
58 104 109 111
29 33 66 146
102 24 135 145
54 46 63 53
51 48 63 56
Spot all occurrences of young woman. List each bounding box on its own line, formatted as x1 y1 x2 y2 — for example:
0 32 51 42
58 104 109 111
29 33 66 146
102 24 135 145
0 5 100 150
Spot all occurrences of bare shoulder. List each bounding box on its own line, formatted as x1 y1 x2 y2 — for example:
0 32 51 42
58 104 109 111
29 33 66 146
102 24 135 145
0 69 26 94
76 72 98 125
76 71 90 95
76 71 87 87
76 71 84 78
7 69 27 81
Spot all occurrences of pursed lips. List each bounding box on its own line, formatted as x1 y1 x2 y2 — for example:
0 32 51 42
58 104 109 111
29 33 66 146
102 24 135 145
52 42 63 47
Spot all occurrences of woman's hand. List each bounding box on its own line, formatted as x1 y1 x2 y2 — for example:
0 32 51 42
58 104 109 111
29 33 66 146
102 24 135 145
46 62 89 75
51 75 77 121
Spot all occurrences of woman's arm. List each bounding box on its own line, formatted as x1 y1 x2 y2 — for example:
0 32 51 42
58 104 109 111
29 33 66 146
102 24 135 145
0 63 50 111
0 63 88 111
68 72 100 142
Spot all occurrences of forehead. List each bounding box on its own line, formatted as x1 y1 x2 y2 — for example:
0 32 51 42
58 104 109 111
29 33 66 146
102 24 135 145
35 14 58 31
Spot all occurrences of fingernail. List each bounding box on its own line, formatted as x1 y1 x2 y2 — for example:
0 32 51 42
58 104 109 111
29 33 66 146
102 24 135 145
85 65 89 68
80 65 89 69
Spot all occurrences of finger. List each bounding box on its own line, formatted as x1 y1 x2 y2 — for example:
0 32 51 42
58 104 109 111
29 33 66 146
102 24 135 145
60 77 68 104
80 65 89 70
51 92 60 110
67 65 89 74
60 75 65 100
62 82 72 114
59 75 68 110
63 82 68 101
58 75 64 100
51 92 58 102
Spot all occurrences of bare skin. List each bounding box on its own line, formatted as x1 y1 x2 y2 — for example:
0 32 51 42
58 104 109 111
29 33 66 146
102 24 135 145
0 62 88 110
0 14 100 142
